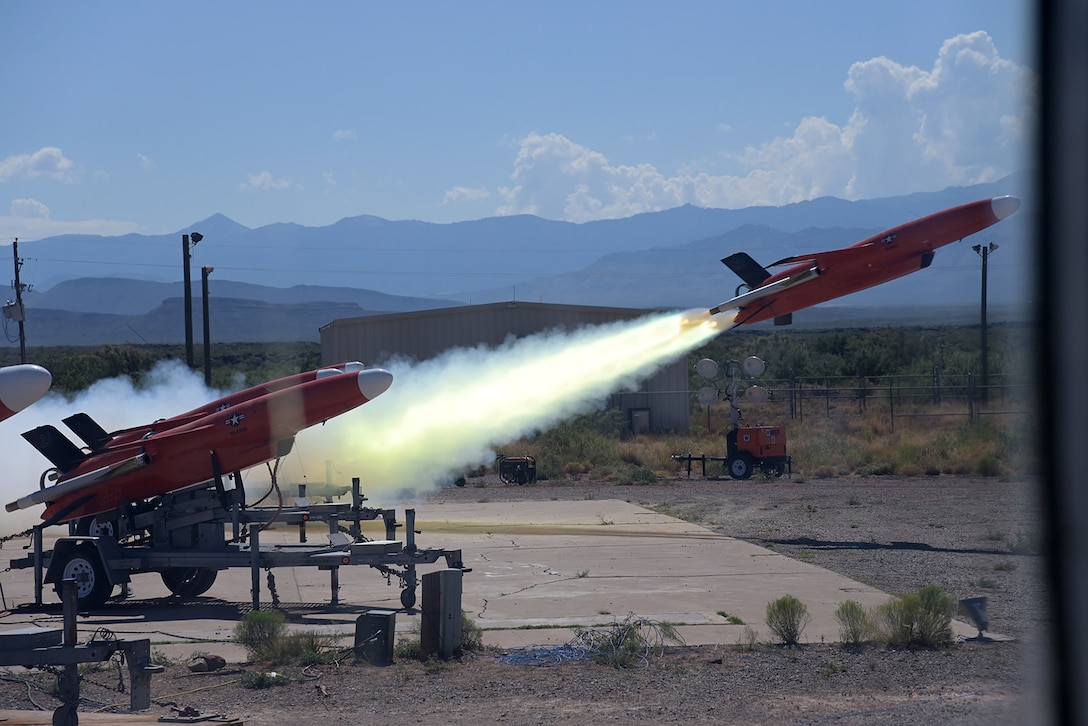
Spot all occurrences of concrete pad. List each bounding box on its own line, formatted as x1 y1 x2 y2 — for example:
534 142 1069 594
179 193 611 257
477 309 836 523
0 500 982 656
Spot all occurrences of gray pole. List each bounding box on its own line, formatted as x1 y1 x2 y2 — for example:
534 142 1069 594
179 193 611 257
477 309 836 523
202 265 213 386
12 239 27 364
183 234 194 368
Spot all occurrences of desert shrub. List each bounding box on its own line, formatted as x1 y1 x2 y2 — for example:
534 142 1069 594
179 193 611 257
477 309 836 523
233 610 337 664
874 585 955 648
233 610 287 661
834 600 872 646
273 631 338 665
914 585 956 647
765 595 810 646
239 670 290 689
460 611 485 652
575 614 684 668
875 594 920 647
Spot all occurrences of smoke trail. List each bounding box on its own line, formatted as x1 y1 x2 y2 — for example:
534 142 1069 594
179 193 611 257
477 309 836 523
286 309 725 499
0 308 726 534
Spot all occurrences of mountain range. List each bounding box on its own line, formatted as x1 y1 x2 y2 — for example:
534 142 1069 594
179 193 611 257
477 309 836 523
5 173 1032 346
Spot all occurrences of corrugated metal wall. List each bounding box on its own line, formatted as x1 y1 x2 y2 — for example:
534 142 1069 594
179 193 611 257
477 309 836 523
320 301 692 432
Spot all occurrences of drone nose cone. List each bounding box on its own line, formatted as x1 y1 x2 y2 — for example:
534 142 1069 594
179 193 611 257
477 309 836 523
991 195 1021 221
356 368 393 400
0 364 52 415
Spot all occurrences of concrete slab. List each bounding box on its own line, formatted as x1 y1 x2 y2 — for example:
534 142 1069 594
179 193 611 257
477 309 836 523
0 500 982 658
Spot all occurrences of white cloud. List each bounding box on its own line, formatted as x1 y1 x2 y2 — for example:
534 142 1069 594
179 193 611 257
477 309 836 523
10 198 50 219
240 171 293 192
0 147 77 183
470 31 1034 221
332 129 357 141
137 153 156 171
442 186 490 205
0 198 139 240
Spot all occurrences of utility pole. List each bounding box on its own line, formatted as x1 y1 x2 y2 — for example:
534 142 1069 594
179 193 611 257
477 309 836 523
8 239 28 364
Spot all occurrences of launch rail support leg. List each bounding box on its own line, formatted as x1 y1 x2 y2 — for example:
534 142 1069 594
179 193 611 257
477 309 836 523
33 524 44 606
249 523 261 610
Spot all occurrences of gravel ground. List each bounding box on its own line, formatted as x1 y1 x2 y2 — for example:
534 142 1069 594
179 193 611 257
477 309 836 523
0 474 1054 724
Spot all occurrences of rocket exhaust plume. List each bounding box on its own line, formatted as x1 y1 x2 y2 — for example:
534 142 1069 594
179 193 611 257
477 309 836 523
0 309 725 535
290 309 726 499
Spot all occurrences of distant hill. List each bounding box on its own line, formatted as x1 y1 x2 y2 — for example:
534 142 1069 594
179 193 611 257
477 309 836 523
25 278 460 316
4 174 1032 344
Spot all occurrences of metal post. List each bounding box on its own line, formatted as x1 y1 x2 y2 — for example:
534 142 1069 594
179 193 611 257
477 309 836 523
183 234 193 368
249 523 261 610
11 239 27 363
980 245 989 400
973 242 997 402
201 265 214 386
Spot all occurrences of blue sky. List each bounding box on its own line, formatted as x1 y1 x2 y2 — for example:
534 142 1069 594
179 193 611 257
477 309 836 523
1 1 1035 241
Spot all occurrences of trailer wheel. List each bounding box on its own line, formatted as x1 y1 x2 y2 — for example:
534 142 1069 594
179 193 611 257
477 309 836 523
160 568 218 598
762 462 786 478
75 515 118 540
727 453 753 480
400 587 417 609
58 545 113 610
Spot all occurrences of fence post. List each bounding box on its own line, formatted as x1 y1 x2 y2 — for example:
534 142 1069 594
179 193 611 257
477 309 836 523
889 378 895 432
967 373 976 421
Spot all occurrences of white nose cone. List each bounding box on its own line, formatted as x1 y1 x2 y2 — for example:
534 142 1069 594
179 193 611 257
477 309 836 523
0 364 52 416
356 368 393 400
991 195 1021 221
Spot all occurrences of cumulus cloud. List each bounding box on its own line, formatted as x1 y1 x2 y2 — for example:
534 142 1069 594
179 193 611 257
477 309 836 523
10 198 50 219
456 31 1034 221
332 129 357 141
442 186 490 205
0 147 77 183
136 153 156 171
0 198 139 240
240 171 294 191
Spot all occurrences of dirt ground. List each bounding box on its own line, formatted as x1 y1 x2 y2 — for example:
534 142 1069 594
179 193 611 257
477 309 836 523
0 474 1054 725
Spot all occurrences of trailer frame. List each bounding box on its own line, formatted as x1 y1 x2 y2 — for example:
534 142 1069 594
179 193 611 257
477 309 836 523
8 476 465 611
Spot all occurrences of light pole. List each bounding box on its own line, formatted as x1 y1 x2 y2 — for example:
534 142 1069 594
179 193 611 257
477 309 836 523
972 242 998 401
182 232 203 368
201 265 214 387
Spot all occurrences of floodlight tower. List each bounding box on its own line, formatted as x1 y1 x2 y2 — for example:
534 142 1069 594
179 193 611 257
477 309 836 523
182 232 203 368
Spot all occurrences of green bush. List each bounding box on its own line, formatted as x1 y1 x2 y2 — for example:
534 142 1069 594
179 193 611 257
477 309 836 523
233 610 335 664
233 610 287 661
915 585 956 647
460 611 484 652
765 595 810 646
874 585 955 648
834 600 872 646
239 670 290 689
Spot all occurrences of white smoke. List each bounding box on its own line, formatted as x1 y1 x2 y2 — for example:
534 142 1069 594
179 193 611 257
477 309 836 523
0 309 724 534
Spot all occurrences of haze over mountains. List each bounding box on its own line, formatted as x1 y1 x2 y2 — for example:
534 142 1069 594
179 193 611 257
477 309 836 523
7 174 1031 346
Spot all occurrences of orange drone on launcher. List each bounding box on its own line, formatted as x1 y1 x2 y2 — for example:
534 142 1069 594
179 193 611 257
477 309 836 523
709 196 1021 325
7 364 392 524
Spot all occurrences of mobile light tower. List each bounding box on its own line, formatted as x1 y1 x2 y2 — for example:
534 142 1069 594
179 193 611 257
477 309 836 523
182 232 203 368
688 355 788 480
